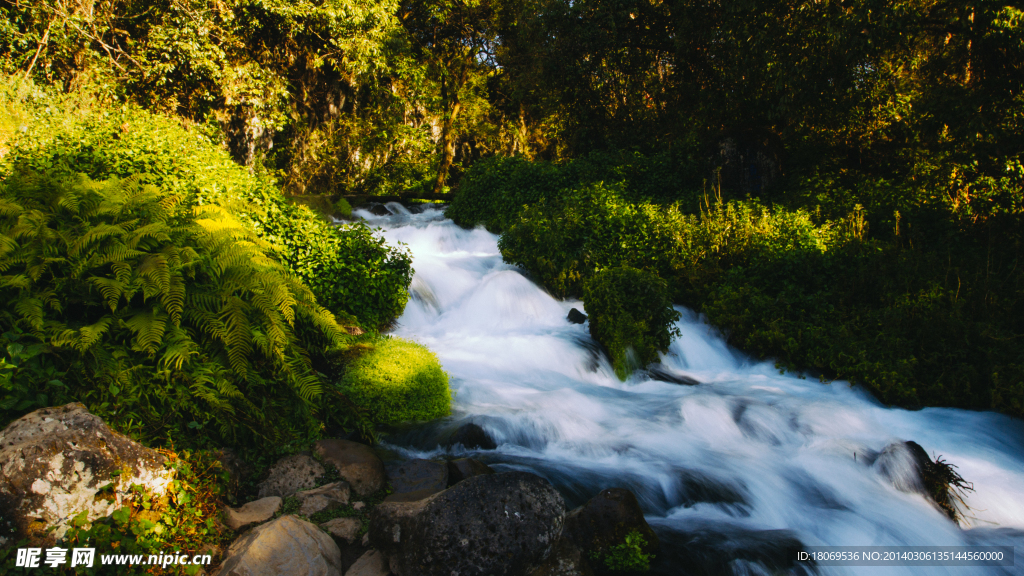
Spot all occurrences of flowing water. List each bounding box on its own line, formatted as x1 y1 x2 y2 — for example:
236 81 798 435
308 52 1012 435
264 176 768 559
354 204 1024 575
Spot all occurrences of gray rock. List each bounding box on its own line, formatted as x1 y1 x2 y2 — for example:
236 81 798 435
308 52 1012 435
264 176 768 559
321 517 362 545
447 423 497 450
370 471 565 576
567 308 587 324
222 497 282 531
447 458 495 486
315 439 386 497
386 459 447 496
345 550 389 576
529 538 593 576
0 403 174 545
562 488 658 562
257 454 325 499
216 515 342 576
296 481 351 516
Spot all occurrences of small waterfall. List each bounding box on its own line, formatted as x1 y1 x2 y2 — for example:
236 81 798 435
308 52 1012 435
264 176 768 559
355 204 1024 575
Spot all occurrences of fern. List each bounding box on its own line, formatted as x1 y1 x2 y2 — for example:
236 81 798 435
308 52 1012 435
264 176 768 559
0 171 364 450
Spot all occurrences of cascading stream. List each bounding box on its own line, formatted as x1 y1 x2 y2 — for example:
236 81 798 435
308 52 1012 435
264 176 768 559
355 204 1024 575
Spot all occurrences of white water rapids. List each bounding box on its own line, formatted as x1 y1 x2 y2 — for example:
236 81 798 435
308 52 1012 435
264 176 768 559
355 204 1024 575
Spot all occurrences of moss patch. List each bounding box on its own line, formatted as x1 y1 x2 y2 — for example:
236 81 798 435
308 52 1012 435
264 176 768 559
340 337 453 425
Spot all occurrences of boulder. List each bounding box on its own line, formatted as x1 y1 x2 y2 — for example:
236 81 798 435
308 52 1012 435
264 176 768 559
296 481 351 516
567 309 588 324
222 497 282 531
447 458 495 486
562 488 658 564
873 440 966 521
345 550 389 576
386 459 448 496
257 454 325 499
0 403 174 545
447 423 497 450
315 439 386 497
873 441 933 495
321 517 362 545
370 471 566 576
529 538 594 576
216 515 342 576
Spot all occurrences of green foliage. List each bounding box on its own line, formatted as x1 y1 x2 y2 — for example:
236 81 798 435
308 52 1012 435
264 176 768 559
0 171 364 449
339 337 452 425
583 268 680 380
333 198 353 218
594 529 653 573
0 76 413 330
447 149 703 233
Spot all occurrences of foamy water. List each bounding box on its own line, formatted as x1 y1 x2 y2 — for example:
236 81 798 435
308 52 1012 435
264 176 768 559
355 204 1024 575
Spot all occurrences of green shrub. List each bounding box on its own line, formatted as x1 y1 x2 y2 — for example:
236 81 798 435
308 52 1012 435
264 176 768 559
583 268 681 380
339 337 452 425
0 77 412 329
594 529 653 572
447 149 702 233
333 197 353 218
0 171 367 449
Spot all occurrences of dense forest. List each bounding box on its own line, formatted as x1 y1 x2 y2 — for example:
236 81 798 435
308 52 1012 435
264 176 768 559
1 0 1022 570
3 0 1023 431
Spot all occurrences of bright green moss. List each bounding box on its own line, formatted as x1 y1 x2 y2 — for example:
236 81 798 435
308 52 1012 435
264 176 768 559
341 337 452 425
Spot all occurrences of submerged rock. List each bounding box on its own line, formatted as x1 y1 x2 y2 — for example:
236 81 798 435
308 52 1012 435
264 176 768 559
257 454 325 499
647 366 700 386
222 497 282 531
0 403 174 545
369 471 566 576
874 440 972 522
216 515 342 576
447 458 495 486
567 308 588 324
448 422 497 450
315 439 386 497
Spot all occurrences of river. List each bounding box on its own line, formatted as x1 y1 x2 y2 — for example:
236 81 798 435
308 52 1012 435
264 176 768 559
355 204 1024 576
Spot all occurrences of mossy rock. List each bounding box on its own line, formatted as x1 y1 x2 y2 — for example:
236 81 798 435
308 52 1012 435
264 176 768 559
341 337 452 425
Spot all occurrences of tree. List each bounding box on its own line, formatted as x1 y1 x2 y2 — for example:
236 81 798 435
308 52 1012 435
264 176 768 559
399 0 496 194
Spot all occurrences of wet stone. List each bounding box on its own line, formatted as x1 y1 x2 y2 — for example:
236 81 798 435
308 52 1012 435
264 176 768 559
386 459 448 495
447 458 495 486
447 423 497 450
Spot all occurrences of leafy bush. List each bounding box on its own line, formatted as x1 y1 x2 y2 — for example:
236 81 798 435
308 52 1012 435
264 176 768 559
583 268 681 380
333 197 353 218
0 77 412 329
499 182 681 297
447 149 702 233
0 171 365 449
595 529 653 572
339 337 452 425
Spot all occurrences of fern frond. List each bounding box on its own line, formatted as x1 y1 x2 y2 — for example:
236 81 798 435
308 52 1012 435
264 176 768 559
88 277 125 311
14 297 44 330
159 325 198 371
125 309 168 354
69 223 126 257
